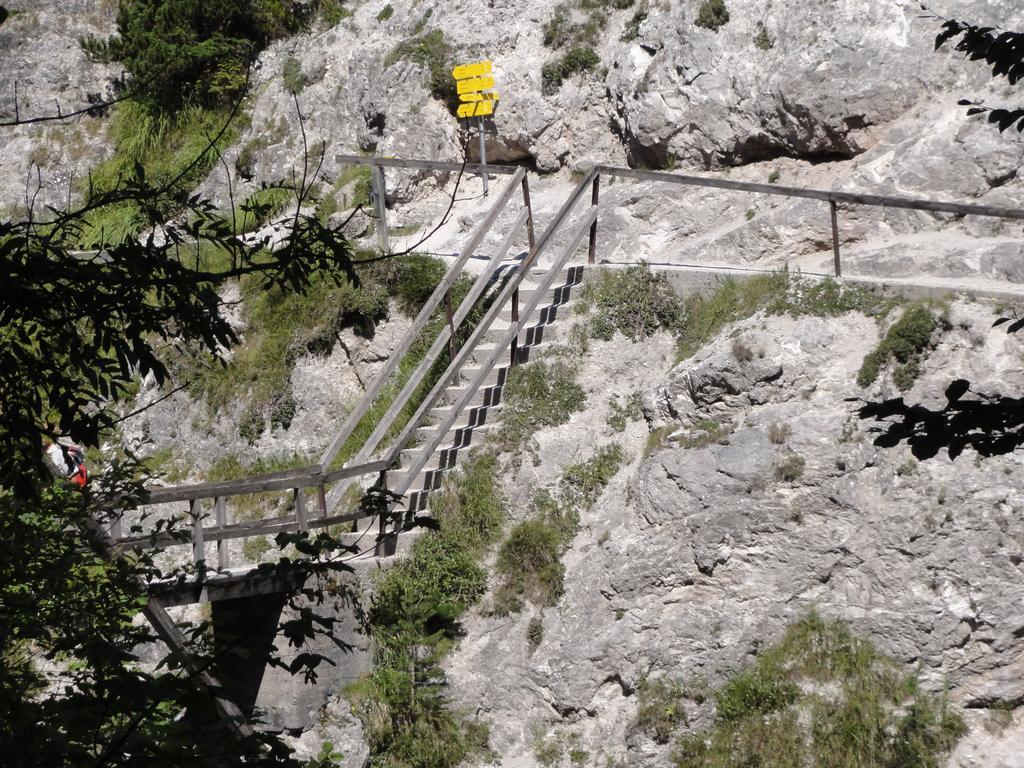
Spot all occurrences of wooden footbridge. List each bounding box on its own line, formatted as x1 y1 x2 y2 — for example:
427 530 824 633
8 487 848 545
109 156 1024 731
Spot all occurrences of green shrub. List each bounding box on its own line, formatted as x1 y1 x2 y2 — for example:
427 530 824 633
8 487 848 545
622 4 649 41
633 677 687 744
541 45 601 93
239 406 265 444
320 0 353 25
82 0 312 112
694 0 729 31
857 303 940 390
349 458 499 768
496 360 586 452
376 4 394 22
672 612 966 768
281 55 305 94
581 265 685 341
384 29 459 112
754 20 775 49
768 169 781 183
558 444 625 513
607 391 644 432
774 453 805 481
494 519 565 613
430 452 504 557
270 391 297 431
527 616 544 651
543 5 571 47
242 534 271 561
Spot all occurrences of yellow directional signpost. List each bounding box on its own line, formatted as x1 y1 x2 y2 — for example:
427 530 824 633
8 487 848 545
452 60 499 194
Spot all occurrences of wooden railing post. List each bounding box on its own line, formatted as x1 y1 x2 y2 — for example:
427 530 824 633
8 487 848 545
214 496 227 570
521 175 536 252
829 199 841 277
191 499 204 567
372 163 389 253
294 487 308 532
510 286 519 367
317 483 328 518
588 173 600 265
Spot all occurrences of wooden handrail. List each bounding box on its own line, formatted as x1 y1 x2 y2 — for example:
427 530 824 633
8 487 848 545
385 169 601 480
596 165 1024 220
143 459 388 504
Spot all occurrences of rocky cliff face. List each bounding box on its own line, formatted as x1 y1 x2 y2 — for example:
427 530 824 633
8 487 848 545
6 2 1024 766
444 296 1024 768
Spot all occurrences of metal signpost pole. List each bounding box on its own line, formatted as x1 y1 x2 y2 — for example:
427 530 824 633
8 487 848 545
478 117 488 196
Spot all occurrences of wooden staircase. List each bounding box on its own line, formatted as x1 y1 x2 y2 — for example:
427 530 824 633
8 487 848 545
394 265 585 516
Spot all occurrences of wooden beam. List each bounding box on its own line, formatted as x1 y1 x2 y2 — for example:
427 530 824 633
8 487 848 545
334 154 520 175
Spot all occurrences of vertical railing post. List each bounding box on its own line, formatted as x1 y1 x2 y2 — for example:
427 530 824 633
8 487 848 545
587 173 600 265
317 483 328 518
372 163 389 253
191 499 204 567
830 199 841 277
444 289 458 361
214 496 227 570
510 286 520 367
294 487 308 533
521 175 536 252
191 498 208 603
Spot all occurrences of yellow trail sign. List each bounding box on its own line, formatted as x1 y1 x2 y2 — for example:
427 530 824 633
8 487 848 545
452 60 492 80
456 75 495 95
459 91 500 103
457 101 495 118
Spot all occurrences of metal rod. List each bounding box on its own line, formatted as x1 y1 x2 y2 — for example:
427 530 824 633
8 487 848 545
372 164 389 252
317 484 328 517
333 154 519 175
588 174 600 265
830 200 841 278
478 117 488 196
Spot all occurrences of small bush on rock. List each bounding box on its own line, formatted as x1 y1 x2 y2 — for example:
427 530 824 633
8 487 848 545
384 29 459 112
542 45 601 93
694 0 729 31
633 677 688 744
581 264 685 341
857 303 941 391
496 360 586 452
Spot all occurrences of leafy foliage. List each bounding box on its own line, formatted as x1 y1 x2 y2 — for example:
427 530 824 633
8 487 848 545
581 264 685 341
82 0 314 111
931 9 1024 133
672 612 965 767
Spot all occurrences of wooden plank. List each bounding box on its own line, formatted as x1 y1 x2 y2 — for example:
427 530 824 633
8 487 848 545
597 165 1024 220
318 168 526 472
324 207 530 512
333 154 518 175
215 496 227 569
588 174 600 265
